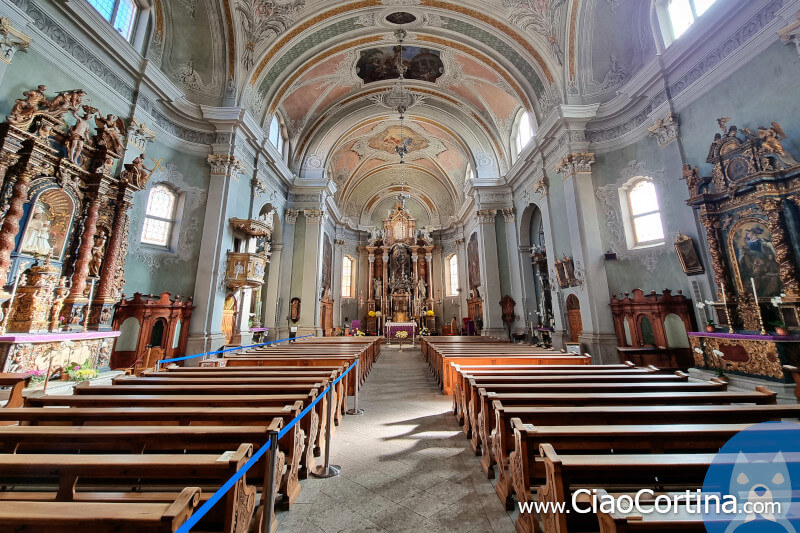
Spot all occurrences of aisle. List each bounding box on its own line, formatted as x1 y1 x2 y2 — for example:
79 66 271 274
276 346 516 532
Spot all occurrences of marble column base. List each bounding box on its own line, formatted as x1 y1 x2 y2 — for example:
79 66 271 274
184 332 227 367
576 332 619 364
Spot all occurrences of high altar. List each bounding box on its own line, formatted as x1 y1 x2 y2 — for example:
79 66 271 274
364 200 435 336
685 120 800 380
0 85 150 373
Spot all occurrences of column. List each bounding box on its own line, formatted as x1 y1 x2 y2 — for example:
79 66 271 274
557 152 616 362
412 252 419 315
0 166 35 295
0 18 31 86
502 208 524 334
186 154 244 356
297 209 324 336
332 239 344 327
476 209 505 337
382 253 388 320
90 188 133 330
262 243 282 339
367 254 375 304
426 251 434 300
455 237 468 327
761 198 800 297
275 210 299 339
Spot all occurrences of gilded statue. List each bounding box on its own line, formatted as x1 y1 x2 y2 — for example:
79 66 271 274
758 123 799 166
7 84 47 125
122 153 153 187
95 113 125 154
88 230 107 278
67 106 95 164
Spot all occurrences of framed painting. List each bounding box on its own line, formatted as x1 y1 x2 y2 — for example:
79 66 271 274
674 232 704 275
727 219 783 298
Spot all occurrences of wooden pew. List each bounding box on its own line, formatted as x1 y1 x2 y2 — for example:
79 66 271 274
785 365 800 403
0 373 32 408
0 445 264 533
0 486 201 533
472 380 729 462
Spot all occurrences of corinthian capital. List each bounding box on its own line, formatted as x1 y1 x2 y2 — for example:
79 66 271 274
207 154 245 177
0 18 31 65
304 209 325 224
476 209 497 224
502 208 516 223
556 152 595 179
285 209 300 225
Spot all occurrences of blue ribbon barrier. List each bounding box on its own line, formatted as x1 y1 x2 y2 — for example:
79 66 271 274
157 335 314 365
175 359 359 532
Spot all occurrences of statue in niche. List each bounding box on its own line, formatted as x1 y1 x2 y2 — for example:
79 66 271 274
374 278 382 300
21 205 53 257
88 230 107 278
417 277 427 300
289 297 301 323
67 106 95 164
391 245 411 281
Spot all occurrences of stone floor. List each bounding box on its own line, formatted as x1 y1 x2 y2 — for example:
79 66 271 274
276 346 517 533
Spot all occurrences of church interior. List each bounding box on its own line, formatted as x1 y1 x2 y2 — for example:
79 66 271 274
2 0 800 531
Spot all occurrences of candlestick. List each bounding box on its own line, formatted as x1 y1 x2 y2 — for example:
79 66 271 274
750 277 767 335
0 270 23 335
83 278 97 333
720 283 734 334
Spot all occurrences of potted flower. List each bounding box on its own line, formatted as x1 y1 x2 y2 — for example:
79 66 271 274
770 295 790 336
67 360 99 382
711 349 726 378
696 300 717 332
426 310 434 317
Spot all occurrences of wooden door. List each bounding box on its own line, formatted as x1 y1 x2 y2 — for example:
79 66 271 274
566 294 582 343
221 295 237 344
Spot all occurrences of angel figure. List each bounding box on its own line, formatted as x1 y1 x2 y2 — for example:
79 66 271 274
7 85 47 125
758 122 799 166
95 114 125 154
67 107 95 163
47 89 86 116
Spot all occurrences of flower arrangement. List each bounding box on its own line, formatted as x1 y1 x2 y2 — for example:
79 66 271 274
419 326 430 336
395 331 408 339
375 311 382 317
426 310 434 317
355 329 365 337
23 369 47 383
368 311 376 318
66 360 99 381
768 294 789 334
696 300 717 329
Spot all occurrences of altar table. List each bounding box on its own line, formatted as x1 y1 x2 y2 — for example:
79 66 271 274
385 322 417 343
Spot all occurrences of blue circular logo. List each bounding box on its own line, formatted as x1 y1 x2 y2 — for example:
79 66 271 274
703 421 800 533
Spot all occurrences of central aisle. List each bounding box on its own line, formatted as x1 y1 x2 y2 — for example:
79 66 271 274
276 347 516 532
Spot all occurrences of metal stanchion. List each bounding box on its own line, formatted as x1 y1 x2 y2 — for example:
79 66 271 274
261 429 280 533
311 384 341 478
346 359 364 415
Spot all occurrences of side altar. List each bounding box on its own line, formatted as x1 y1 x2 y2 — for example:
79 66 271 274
0 85 153 373
364 200 435 335
685 119 800 380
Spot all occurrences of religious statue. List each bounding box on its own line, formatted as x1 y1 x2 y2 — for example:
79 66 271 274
757 122 799 166
416 226 433 243
7 84 47 125
368 226 383 243
88 230 107 278
21 205 53 256
374 278 382 300
67 106 95 164
95 114 125 154
47 89 86 115
417 277 427 300
122 153 153 188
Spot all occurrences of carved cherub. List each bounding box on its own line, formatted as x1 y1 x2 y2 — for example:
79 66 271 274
758 122 799 166
7 85 47 125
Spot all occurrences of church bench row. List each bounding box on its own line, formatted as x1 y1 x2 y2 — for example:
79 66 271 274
0 373 33 409
0 486 202 533
0 444 266 533
455 370 687 438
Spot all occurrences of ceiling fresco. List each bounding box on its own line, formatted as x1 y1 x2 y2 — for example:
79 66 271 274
150 0 648 230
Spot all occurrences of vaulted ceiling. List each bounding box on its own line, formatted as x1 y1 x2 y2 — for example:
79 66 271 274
154 0 653 228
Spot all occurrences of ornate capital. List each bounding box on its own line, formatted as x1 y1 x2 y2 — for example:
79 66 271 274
334 239 346 247
476 209 497 224
368 255 375 263
251 177 268 198
648 112 680 149
412 254 419 262
778 10 800 59
502 207 516 223
207 154 245 177
304 209 325 224
455 238 465 246
0 18 31 65
284 209 300 225
556 152 595 179
533 176 549 199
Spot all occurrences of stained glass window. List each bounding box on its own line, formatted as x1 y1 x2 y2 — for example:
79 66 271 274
141 185 178 247
85 0 138 41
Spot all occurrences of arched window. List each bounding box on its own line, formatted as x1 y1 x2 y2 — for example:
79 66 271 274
85 0 139 40
141 185 178 247
513 110 534 156
341 256 354 299
627 179 664 246
659 0 719 44
446 254 459 297
269 116 284 156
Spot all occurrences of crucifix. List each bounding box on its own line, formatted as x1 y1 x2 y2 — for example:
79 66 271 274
146 157 164 181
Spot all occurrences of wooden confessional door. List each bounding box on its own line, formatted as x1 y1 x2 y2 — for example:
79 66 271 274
566 294 582 343
221 295 237 344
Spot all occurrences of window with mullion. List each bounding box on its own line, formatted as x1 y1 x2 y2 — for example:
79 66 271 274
628 181 664 245
85 0 138 41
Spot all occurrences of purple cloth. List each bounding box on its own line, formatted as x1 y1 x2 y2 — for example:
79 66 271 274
351 320 362 331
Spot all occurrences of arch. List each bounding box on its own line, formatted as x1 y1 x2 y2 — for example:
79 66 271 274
566 294 580 311
149 317 167 348
638 314 657 346
664 313 690 348
116 317 141 352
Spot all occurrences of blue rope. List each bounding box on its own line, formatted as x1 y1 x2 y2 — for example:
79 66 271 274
176 359 359 532
157 335 313 364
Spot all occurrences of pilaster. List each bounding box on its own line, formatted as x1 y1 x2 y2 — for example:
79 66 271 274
476 209 504 337
332 238 345 327
0 17 31 86
502 208 524 334
297 209 324 336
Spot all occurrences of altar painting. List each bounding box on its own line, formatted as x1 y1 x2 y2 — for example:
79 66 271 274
19 189 75 260
728 220 782 297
